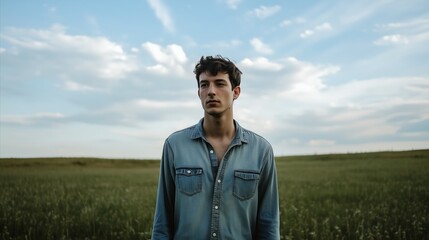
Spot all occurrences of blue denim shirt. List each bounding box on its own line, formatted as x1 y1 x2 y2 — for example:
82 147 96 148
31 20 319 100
152 119 280 240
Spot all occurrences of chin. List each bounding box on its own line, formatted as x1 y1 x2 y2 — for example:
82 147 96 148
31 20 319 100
205 110 223 117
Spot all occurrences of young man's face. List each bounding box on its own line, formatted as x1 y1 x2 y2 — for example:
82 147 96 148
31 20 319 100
198 71 240 117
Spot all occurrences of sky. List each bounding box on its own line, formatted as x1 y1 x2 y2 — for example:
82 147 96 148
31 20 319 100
0 0 428 159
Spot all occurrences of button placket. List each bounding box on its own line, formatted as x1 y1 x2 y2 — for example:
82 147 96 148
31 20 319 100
208 138 240 239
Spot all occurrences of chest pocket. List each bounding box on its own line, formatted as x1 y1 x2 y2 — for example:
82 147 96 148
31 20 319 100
176 168 203 196
233 170 260 200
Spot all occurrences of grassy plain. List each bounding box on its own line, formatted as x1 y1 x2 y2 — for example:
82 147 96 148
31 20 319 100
1 150 428 239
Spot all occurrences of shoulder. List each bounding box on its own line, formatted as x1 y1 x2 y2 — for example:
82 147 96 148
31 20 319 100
240 125 273 150
165 123 199 143
239 126 275 168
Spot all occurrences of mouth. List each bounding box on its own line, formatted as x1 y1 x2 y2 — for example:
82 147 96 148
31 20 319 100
206 100 220 105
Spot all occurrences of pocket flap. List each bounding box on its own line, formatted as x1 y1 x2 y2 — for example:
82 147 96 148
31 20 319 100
234 170 260 180
176 168 203 176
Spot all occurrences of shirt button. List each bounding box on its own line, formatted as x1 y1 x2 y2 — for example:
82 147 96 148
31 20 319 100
217 179 221 183
214 205 218 209
212 233 217 237
187 170 191 174
210 150 214 154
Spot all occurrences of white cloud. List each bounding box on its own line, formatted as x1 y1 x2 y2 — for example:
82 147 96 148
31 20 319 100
0 113 65 125
300 22 333 38
240 57 283 71
279 17 307 27
377 18 429 30
147 0 175 33
315 22 333 31
236 56 340 98
325 77 429 108
412 31 429 43
374 18 429 46
328 78 429 138
300 30 314 38
141 42 188 75
285 57 340 95
242 74 429 156
374 34 410 45
248 5 281 19
146 64 169 75
250 38 273 55
62 81 106 92
68 97 200 127
134 99 197 109
225 0 241 9
0 26 197 142
0 25 138 80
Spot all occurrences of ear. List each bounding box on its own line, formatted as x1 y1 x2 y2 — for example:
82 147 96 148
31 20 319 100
232 86 241 100
197 88 201 98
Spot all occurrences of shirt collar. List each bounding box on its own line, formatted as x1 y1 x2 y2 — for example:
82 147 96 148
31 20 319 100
190 118 248 144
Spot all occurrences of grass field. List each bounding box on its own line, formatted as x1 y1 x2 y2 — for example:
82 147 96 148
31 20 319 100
1 150 428 239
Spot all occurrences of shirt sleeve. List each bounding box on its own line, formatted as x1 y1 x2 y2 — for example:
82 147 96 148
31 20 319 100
151 139 175 240
256 146 280 239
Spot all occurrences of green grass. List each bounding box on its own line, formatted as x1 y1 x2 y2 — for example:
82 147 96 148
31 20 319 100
0 159 159 240
1 150 428 239
277 150 429 239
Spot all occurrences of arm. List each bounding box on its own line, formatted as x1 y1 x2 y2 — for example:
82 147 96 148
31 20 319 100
151 140 175 240
256 146 280 239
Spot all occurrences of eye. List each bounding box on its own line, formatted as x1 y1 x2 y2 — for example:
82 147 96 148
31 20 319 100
200 82 208 88
216 81 227 87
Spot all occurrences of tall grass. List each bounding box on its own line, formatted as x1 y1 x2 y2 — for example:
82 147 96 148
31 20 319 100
1 163 159 240
1 150 428 239
278 150 429 239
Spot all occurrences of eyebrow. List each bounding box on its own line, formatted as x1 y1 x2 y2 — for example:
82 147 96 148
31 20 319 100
200 79 228 83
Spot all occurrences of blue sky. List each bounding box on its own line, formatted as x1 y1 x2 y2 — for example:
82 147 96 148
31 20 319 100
1 0 428 159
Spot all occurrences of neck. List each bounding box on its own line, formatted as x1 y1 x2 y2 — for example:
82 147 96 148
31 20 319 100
203 113 235 139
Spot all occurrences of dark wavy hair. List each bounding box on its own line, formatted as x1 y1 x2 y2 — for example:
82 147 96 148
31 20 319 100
193 55 242 89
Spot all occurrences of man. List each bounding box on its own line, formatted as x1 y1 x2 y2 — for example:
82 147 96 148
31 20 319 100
151 55 280 239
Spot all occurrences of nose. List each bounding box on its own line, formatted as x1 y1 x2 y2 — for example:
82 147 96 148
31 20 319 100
208 84 216 96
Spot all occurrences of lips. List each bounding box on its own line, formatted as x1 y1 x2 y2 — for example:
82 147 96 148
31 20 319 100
206 100 219 104
206 100 220 105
